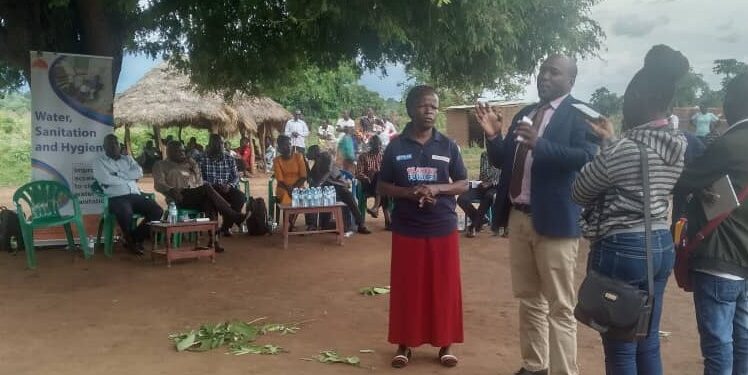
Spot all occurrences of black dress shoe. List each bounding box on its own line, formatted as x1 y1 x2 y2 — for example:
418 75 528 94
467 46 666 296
126 241 144 256
514 368 548 375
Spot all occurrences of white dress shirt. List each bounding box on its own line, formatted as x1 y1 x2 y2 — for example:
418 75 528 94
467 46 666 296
284 119 309 148
93 155 143 197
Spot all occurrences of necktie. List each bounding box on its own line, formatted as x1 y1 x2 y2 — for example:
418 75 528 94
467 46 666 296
509 103 550 200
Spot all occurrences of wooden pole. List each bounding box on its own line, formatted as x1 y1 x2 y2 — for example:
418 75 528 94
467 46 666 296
153 125 165 159
124 124 133 156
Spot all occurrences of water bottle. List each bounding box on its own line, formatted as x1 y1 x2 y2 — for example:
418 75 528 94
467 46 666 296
300 188 308 207
87 235 95 254
168 202 178 224
329 186 337 205
292 188 300 207
457 212 466 231
314 187 322 206
326 186 335 206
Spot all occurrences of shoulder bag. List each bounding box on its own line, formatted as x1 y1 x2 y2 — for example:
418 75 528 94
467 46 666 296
574 143 654 341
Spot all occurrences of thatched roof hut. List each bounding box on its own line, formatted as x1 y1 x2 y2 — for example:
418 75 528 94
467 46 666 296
114 63 244 137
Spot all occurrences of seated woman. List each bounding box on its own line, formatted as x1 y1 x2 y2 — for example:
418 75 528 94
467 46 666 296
307 145 371 235
273 135 307 230
356 135 391 229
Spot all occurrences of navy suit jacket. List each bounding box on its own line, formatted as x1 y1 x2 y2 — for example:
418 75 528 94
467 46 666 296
487 95 598 238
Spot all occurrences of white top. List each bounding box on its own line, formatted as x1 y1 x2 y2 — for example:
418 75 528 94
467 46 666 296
317 125 336 140
93 155 143 197
669 114 680 130
383 121 398 137
336 118 355 129
284 119 309 148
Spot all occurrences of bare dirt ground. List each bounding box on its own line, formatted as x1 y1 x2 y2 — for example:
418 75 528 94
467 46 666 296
0 177 702 375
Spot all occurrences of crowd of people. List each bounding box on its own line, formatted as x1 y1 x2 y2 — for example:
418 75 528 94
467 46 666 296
88 43 748 374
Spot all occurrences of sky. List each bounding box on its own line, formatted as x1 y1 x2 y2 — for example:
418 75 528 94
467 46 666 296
117 0 748 103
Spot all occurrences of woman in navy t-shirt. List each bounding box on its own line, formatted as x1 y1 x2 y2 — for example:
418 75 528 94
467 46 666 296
378 85 469 368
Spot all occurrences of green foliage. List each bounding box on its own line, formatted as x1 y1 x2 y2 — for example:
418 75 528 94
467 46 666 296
0 64 25 98
359 286 390 296
0 94 31 186
589 87 622 116
137 0 603 96
674 70 713 108
271 62 386 124
169 318 300 355
314 350 361 366
713 59 748 90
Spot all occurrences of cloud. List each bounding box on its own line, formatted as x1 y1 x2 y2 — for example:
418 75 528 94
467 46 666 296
611 15 670 37
719 33 740 44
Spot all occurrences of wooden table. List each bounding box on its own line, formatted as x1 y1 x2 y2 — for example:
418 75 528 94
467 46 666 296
149 221 218 267
279 203 345 249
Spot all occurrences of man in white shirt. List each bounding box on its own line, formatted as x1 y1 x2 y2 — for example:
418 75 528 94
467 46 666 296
284 110 310 154
317 119 336 151
93 134 163 255
381 116 398 147
335 111 356 143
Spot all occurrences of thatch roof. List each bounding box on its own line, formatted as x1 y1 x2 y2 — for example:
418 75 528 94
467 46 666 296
231 95 292 130
115 63 289 136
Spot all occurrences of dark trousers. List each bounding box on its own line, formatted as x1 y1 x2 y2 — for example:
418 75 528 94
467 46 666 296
304 184 362 230
334 184 363 227
108 194 163 243
457 185 497 229
178 184 241 224
216 185 246 230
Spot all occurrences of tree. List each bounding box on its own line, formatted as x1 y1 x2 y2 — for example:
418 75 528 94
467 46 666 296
0 0 140 90
2 0 603 95
713 59 748 90
673 70 711 107
271 61 386 123
589 87 622 116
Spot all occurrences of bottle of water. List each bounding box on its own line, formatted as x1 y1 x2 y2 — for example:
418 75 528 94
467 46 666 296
314 187 322 206
301 188 309 207
87 235 95 254
292 188 300 207
329 186 337 205
168 202 178 224
326 186 335 206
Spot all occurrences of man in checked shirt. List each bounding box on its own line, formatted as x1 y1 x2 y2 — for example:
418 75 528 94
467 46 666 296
200 134 247 237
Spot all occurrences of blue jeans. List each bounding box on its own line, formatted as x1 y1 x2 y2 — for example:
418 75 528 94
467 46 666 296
692 271 748 375
587 229 675 375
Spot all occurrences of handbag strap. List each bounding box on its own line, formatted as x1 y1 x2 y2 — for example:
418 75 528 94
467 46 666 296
637 143 655 305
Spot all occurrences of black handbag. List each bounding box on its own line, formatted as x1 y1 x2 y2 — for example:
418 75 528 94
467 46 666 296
574 143 654 342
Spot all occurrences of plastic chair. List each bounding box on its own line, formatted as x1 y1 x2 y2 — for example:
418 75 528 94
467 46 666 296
267 176 279 227
240 178 251 200
91 182 156 257
13 180 90 269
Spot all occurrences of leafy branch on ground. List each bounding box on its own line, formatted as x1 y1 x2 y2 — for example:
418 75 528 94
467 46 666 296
359 286 390 296
169 317 305 356
310 350 361 366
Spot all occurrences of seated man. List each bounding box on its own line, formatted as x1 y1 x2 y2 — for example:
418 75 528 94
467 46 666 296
355 135 390 229
94 134 163 255
153 141 248 252
200 134 246 237
308 146 371 235
457 146 501 238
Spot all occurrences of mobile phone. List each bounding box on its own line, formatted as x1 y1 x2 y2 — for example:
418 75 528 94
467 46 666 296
571 103 603 120
516 116 532 142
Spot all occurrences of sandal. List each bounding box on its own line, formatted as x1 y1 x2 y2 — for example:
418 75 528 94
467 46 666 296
391 348 412 368
438 348 458 367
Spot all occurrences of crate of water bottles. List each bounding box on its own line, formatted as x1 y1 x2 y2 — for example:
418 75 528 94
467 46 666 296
291 186 337 208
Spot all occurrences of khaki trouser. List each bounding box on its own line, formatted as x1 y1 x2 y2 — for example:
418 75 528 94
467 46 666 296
508 209 580 375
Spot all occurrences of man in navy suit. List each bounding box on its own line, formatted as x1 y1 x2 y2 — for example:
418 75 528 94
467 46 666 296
476 55 597 375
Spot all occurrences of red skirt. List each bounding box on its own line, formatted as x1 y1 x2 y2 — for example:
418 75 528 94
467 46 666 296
388 231 463 347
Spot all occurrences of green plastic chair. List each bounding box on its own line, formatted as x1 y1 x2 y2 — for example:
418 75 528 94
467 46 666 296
267 176 278 226
91 182 156 257
240 178 251 200
13 180 91 269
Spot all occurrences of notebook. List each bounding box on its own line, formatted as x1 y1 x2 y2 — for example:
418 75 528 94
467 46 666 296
703 175 740 220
